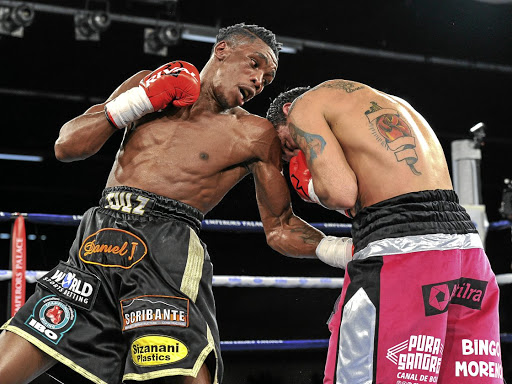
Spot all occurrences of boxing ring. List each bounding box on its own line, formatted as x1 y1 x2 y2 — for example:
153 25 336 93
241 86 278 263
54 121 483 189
1 135 511 382
2 210 512 353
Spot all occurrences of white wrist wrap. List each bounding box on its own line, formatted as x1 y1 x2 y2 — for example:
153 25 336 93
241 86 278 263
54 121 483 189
310 179 353 218
308 179 323 205
315 236 353 269
105 86 154 128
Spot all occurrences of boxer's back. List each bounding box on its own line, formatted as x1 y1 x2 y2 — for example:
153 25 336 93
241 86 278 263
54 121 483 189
304 80 453 211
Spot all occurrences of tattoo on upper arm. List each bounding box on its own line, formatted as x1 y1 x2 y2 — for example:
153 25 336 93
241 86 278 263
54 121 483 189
318 80 365 93
289 122 326 162
365 101 421 176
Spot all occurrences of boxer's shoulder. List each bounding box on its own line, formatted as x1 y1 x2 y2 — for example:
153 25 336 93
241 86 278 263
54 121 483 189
227 113 281 169
227 109 276 138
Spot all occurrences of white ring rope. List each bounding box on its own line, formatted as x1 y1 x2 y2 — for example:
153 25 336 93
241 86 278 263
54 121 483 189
2 270 512 287
212 275 344 288
496 273 512 286
0 270 344 287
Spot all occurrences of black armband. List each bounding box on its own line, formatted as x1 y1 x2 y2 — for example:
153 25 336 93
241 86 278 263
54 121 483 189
104 106 120 130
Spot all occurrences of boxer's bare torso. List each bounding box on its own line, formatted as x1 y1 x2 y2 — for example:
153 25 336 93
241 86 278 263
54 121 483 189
0 33 330 384
57 39 281 215
54 38 324 258
106 91 280 214
287 79 453 214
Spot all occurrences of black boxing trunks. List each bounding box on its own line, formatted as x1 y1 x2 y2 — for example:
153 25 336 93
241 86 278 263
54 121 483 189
324 189 504 383
2 186 223 383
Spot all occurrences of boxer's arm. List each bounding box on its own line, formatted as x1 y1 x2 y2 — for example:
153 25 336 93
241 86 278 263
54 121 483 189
287 94 358 210
250 128 325 258
254 157 353 266
289 150 353 218
254 163 325 258
54 71 148 162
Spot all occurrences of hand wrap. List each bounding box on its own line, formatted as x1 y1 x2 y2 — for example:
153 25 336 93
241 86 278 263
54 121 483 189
315 236 353 269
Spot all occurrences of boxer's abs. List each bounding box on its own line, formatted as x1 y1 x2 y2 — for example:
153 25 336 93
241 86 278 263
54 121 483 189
106 159 249 214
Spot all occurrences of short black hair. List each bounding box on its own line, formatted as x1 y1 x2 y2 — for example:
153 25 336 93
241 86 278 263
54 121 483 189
266 86 310 127
216 22 282 59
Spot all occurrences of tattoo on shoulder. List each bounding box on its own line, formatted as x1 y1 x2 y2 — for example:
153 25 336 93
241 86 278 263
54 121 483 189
289 122 326 162
364 101 422 176
318 80 365 93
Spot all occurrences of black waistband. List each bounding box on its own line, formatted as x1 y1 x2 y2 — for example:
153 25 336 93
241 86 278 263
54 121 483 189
99 186 204 232
351 189 477 253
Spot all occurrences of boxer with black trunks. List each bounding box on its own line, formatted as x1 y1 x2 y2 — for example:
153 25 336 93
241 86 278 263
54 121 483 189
0 24 350 384
266 82 504 383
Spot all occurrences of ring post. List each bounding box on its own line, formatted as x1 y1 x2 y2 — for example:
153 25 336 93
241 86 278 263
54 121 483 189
451 123 489 246
9 214 27 317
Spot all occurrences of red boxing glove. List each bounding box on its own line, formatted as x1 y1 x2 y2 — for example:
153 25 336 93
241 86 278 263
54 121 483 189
289 150 354 218
289 150 315 203
140 60 200 110
105 60 200 129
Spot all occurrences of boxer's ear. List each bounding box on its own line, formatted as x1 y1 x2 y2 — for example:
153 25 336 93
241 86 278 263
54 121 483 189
214 41 230 60
282 102 292 117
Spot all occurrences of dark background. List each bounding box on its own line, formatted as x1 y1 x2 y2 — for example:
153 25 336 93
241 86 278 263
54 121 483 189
1 0 512 382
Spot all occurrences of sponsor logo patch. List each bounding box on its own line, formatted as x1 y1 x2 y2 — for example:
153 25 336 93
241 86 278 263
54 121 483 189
131 335 188 366
79 228 147 269
121 295 189 331
387 334 444 376
455 339 503 378
104 191 150 216
422 277 488 316
25 295 76 344
38 261 100 311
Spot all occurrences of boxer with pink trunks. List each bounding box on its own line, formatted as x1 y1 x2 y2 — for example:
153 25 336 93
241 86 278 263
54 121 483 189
325 190 503 383
266 80 504 383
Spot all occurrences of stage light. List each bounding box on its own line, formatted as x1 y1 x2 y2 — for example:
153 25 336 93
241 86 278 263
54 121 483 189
144 24 182 56
0 3 35 38
74 11 111 41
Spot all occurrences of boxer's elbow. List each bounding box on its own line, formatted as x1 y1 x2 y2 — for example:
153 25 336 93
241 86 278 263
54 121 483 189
55 116 106 162
266 228 286 254
316 181 357 211
55 140 77 162
266 228 299 257
54 140 71 162
265 222 318 259
54 139 93 162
